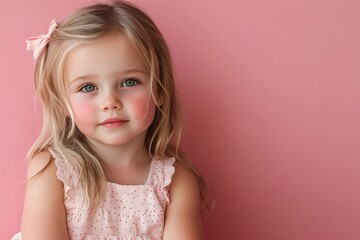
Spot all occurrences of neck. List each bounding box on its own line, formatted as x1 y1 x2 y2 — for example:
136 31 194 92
87 137 151 169
87 137 152 185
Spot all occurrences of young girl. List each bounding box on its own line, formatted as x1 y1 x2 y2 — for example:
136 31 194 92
12 1 210 239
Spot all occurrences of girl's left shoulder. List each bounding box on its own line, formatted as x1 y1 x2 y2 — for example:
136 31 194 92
171 161 200 198
163 161 203 239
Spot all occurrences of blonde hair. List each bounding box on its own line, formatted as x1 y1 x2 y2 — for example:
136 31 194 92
28 0 212 209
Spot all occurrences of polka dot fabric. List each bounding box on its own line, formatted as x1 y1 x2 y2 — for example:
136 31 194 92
11 150 175 240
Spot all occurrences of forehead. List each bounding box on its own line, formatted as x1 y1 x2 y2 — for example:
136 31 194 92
64 33 148 82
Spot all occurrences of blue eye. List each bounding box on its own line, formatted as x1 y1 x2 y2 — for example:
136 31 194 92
122 78 139 87
80 84 97 92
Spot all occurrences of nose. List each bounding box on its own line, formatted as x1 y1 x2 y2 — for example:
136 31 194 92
101 93 122 111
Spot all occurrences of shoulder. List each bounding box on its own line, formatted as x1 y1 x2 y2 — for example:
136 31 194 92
25 150 64 203
163 161 203 240
26 150 54 180
168 162 201 212
171 162 200 199
152 158 199 196
22 150 69 239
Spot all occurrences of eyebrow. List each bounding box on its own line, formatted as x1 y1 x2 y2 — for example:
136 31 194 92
122 69 147 75
69 74 96 85
69 69 148 85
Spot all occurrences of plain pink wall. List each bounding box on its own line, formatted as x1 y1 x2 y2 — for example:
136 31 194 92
1 0 360 239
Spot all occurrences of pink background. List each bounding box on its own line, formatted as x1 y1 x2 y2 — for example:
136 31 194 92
1 0 360 239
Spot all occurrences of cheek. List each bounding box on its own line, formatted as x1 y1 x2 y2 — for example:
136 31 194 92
70 99 97 124
129 95 156 121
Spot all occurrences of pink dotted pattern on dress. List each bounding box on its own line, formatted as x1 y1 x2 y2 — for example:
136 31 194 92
12 150 175 240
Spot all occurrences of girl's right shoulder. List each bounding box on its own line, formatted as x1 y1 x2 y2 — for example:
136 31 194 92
25 150 65 202
22 150 70 239
26 150 55 181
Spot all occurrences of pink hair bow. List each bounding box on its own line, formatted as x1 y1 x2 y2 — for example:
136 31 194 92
26 19 58 60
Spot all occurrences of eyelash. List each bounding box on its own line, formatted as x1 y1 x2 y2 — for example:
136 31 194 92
122 78 140 87
78 78 140 93
79 84 97 93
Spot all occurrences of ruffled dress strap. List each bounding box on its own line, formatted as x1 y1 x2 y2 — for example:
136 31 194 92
48 149 79 200
147 158 176 203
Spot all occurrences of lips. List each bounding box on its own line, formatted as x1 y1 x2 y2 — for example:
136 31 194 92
100 118 128 128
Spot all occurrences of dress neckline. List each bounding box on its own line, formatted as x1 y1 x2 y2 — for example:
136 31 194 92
106 159 154 187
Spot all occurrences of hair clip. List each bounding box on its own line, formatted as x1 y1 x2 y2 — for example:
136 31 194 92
26 19 58 60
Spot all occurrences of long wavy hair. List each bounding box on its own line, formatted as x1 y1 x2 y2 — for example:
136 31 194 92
28 0 212 209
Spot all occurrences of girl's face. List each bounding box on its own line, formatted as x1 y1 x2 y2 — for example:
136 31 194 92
64 33 158 149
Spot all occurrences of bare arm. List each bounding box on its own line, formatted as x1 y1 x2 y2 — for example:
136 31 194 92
163 162 203 240
21 151 69 240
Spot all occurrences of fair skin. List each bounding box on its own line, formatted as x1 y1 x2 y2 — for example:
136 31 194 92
21 32 202 239
21 151 69 240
